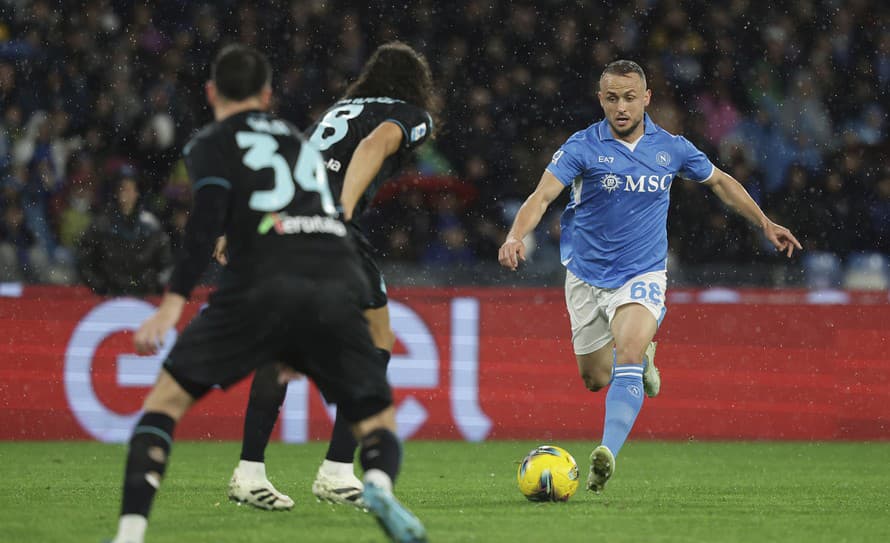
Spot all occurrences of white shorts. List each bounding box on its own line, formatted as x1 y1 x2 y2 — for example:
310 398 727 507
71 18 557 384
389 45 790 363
564 269 667 355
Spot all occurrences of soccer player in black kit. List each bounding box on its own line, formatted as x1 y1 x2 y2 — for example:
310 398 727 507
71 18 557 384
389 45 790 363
224 42 438 509
108 45 427 543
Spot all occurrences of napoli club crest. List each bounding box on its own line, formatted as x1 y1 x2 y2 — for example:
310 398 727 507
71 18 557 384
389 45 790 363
656 151 671 166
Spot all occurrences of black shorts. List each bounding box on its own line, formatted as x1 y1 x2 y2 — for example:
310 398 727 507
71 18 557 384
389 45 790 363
163 265 391 422
350 222 387 310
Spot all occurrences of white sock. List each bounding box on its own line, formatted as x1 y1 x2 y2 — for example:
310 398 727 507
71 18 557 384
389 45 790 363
114 514 147 543
236 460 267 480
363 468 393 493
319 459 355 479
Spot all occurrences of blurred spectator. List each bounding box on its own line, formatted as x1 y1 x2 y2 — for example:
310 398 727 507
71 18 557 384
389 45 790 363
0 196 49 281
383 228 415 262
76 170 172 296
844 104 886 146
869 170 890 255
731 109 798 194
53 153 99 250
876 32 890 93
807 170 869 256
695 67 741 147
782 69 833 156
525 211 564 276
421 216 475 267
163 201 190 252
22 153 61 257
765 163 825 255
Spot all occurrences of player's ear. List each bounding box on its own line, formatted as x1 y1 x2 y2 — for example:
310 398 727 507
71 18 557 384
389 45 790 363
259 84 273 110
205 81 217 107
643 88 651 106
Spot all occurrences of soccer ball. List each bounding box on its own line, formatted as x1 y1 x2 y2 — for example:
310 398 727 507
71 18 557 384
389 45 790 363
517 445 579 502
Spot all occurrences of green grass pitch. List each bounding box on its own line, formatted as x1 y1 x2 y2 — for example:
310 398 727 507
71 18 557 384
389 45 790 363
1 441 889 542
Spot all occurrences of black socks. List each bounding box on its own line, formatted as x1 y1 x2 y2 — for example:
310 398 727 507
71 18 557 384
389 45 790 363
240 365 287 462
121 412 176 517
359 428 401 484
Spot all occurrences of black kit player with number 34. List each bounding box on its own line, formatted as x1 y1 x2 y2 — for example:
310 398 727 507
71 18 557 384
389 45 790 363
109 44 428 543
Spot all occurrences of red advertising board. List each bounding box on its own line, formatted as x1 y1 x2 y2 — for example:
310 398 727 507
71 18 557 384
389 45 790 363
1 285 889 442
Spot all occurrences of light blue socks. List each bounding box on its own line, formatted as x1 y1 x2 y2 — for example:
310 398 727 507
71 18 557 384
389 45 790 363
601 363 645 457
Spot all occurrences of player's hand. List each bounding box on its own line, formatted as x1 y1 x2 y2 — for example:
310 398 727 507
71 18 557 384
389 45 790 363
763 221 802 258
275 364 305 385
213 236 228 266
134 311 177 355
498 236 526 271
134 294 186 355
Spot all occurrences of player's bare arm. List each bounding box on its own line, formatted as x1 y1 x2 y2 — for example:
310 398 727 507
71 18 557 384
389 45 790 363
136 179 229 354
498 171 565 271
704 168 802 257
134 292 186 355
213 235 227 265
340 121 403 221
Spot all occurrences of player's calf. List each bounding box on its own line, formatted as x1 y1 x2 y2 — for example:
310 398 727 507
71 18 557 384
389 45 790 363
111 412 176 543
359 428 426 543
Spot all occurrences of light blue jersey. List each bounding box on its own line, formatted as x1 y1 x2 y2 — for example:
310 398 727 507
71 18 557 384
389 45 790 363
546 114 715 288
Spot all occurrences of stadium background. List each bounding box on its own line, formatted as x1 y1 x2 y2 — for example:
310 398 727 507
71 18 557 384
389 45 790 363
1 0 888 289
0 0 888 439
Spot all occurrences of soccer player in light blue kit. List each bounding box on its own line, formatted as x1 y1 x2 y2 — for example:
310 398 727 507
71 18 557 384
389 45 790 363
499 60 801 494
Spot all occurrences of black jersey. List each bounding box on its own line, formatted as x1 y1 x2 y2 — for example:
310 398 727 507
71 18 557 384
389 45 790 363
179 110 350 292
307 97 433 220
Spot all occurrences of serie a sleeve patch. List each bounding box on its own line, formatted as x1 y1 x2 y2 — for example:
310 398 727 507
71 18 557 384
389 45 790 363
410 122 427 142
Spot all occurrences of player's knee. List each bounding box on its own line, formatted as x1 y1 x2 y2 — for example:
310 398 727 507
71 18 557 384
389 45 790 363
614 344 644 366
353 405 396 438
580 368 610 392
142 371 199 419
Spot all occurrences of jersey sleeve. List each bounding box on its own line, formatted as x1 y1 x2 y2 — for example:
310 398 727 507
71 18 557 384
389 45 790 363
183 133 234 192
384 103 433 151
545 138 587 186
677 136 715 183
168 134 232 299
167 185 229 299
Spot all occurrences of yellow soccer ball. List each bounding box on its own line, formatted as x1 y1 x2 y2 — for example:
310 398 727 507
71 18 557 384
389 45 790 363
517 445 580 502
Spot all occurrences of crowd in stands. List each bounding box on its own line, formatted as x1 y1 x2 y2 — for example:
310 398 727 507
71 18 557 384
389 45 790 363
0 0 887 289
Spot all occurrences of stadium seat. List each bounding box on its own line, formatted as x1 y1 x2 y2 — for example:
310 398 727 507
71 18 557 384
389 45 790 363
803 251 842 289
843 252 890 290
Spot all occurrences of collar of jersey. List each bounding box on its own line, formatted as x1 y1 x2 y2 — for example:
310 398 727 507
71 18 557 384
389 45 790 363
597 113 658 141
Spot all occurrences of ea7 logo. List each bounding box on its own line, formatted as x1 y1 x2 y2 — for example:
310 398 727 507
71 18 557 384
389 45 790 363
598 156 614 163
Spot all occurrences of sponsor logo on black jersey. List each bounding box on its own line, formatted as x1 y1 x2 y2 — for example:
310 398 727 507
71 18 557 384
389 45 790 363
257 212 347 236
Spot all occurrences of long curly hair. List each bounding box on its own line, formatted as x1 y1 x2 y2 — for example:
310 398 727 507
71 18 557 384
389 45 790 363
344 41 440 133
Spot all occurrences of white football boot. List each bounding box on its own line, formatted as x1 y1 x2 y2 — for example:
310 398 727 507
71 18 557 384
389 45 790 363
312 460 365 507
228 461 294 511
587 445 615 494
642 341 661 398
